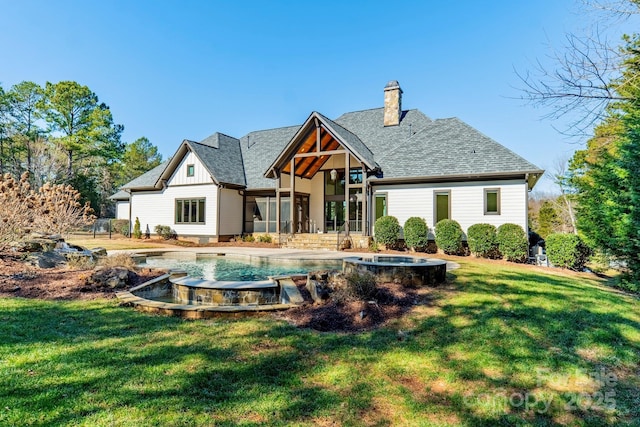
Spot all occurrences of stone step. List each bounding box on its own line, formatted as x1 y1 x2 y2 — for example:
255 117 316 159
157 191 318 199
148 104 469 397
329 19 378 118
277 277 304 305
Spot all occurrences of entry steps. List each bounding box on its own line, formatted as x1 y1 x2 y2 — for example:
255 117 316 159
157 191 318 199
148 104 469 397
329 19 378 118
280 233 341 251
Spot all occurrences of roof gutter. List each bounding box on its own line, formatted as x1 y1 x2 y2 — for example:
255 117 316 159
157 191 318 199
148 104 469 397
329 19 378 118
368 170 545 187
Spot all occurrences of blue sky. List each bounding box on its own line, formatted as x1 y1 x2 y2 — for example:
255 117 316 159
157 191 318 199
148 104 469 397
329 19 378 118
0 0 612 193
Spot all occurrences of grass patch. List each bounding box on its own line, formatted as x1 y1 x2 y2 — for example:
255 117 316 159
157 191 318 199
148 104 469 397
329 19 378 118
1 260 638 425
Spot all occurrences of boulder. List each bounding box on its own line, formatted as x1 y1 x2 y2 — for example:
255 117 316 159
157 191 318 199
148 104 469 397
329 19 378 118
28 251 67 269
91 247 108 257
86 267 138 289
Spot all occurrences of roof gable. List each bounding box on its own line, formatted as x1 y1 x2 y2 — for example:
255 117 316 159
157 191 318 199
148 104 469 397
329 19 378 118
264 111 377 179
159 133 246 188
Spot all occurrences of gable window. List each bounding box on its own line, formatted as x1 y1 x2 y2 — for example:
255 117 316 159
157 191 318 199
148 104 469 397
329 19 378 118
484 189 500 215
175 198 205 224
434 191 450 224
186 164 195 177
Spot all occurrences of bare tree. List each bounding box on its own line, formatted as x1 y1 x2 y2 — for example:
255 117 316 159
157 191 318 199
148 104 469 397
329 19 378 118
32 182 96 236
516 0 640 136
0 173 37 250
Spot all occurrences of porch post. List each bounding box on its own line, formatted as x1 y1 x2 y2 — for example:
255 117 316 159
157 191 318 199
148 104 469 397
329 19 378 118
361 173 367 235
290 158 295 234
276 172 281 234
344 153 350 235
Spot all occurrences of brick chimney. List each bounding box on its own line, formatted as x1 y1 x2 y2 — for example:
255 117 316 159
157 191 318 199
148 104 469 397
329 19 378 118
383 80 402 126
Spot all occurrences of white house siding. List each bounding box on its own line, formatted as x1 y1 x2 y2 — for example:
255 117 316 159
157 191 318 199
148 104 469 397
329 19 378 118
373 179 528 236
168 150 213 186
218 188 243 236
130 184 218 237
115 201 130 220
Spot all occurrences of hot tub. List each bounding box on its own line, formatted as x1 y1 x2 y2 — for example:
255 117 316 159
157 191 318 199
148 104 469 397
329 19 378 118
342 256 446 286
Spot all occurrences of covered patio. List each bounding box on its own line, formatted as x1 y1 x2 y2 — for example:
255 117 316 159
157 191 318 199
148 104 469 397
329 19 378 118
261 112 378 236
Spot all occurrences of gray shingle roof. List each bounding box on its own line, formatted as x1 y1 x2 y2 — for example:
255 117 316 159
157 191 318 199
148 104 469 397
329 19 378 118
335 108 433 160
314 112 376 169
120 161 170 190
238 125 301 189
108 189 130 200
373 117 542 179
116 105 542 195
189 133 245 187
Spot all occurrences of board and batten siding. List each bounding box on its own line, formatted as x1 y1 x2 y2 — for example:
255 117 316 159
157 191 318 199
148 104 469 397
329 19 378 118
218 188 243 236
168 150 214 186
374 179 528 235
130 184 218 237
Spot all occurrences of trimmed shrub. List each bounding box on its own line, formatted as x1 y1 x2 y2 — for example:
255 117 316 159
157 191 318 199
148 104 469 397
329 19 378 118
545 233 592 271
154 225 176 240
243 234 256 243
257 234 272 243
467 223 498 258
132 217 142 239
403 217 429 251
374 215 400 247
496 223 529 262
434 219 463 255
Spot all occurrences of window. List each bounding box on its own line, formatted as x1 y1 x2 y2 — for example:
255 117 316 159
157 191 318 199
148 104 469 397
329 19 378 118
374 193 387 221
325 169 345 196
484 189 500 215
434 191 450 224
186 164 195 177
175 198 205 223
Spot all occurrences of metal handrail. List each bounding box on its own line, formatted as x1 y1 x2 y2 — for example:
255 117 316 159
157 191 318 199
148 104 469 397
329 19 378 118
336 222 348 251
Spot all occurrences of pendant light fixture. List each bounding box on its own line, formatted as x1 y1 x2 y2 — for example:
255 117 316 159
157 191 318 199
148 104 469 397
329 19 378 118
329 156 338 182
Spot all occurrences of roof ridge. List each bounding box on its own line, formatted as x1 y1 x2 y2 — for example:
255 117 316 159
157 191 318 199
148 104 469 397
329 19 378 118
243 124 301 137
335 107 423 119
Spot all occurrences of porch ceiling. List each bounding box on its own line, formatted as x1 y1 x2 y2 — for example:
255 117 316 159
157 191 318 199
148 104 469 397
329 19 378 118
282 127 343 179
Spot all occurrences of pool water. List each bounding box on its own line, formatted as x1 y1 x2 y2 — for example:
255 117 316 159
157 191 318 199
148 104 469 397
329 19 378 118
140 255 341 281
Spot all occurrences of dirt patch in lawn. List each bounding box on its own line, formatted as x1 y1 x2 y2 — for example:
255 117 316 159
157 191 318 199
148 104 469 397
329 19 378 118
0 252 163 301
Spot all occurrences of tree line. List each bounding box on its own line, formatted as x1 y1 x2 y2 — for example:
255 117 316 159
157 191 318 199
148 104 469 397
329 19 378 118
521 0 640 287
0 80 162 217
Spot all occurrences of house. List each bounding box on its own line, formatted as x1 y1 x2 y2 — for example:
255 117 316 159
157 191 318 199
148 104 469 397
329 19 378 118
112 81 543 246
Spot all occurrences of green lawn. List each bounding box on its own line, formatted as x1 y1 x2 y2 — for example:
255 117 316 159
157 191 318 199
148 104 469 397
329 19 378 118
1 260 638 426
65 234 175 251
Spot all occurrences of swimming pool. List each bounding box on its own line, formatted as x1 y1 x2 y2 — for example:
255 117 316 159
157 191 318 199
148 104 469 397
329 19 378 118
139 252 342 281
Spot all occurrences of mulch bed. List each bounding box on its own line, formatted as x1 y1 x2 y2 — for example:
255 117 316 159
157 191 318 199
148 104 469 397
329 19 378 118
275 278 430 332
0 252 162 301
1 251 436 332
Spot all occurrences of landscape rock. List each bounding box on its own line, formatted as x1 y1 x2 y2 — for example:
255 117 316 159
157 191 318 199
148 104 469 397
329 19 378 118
91 247 108 257
86 267 137 290
28 251 67 269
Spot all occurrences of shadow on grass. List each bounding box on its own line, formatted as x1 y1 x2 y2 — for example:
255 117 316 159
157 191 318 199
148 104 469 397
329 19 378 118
1 262 639 426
